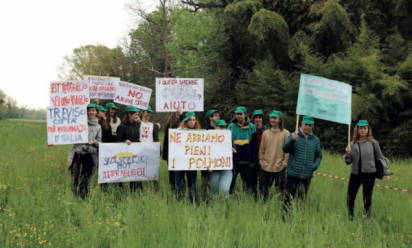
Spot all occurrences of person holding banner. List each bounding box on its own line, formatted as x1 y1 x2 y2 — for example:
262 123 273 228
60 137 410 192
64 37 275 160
209 119 233 197
67 104 102 199
282 116 322 213
258 111 289 201
229 106 256 195
106 102 122 139
97 105 115 143
175 112 201 203
162 110 183 191
249 109 267 198
344 120 391 218
116 106 142 192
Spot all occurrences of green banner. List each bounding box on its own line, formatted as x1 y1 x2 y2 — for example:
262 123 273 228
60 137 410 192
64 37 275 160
297 74 352 125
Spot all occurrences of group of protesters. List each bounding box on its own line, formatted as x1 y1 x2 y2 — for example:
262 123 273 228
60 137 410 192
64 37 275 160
66 103 392 218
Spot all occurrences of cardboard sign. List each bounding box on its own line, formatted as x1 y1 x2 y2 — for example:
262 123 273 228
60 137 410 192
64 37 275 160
297 74 352 125
168 129 233 171
47 106 88 145
114 81 152 110
98 143 161 183
155 78 204 112
50 81 90 107
85 76 120 100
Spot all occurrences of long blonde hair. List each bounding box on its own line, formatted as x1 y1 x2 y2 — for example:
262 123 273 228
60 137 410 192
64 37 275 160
352 125 374 143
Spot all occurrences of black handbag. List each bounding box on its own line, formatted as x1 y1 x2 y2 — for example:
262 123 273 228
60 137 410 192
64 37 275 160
372 142 389 179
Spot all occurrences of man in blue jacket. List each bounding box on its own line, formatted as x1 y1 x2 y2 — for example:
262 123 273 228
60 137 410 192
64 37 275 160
282 116 322 213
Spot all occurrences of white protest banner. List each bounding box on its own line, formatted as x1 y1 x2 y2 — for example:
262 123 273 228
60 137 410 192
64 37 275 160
47 106 88 145
168 129 233 171
50 81 89 107
155 78 204 112
114 81 152 110
98 143 161 183
85 75 120 100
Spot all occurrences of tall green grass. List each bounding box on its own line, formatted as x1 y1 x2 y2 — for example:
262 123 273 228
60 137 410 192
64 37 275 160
0 120 411 247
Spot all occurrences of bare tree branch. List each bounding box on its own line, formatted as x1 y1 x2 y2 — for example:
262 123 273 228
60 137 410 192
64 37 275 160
180 0 227 11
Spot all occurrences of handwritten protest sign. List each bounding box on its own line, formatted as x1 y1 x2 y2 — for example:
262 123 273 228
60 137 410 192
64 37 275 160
156 78 204 112
168 129 232 171
98 143 160 183
114 81 152 110
50 81 89 107
85 76 120 100
297 74 352 125
47 106 88 145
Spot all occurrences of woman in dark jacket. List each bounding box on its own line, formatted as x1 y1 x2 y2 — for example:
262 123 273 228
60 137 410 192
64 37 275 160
344 120 391 218
116 106 141 191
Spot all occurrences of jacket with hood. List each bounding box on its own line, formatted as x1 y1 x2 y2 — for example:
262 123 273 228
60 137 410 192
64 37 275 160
228 118 256 164
282 128 322 179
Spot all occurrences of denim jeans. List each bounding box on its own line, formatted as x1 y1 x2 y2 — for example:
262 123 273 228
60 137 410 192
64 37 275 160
209 170 233 196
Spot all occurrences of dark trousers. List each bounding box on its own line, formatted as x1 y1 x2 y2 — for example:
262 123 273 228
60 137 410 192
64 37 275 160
229 162 257 196
347 173 376 217
282 175 312 212
175 171 197 203
169 170 176 191
201 171 210 201
259 168 286 201
70 153 95 199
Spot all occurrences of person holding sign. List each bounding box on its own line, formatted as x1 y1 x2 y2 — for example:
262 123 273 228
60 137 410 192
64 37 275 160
258 111 289 201
249 109 267 198
228 106 256 195
209 119 233 197
344 120 391 218
282 116 322 213
175 112 201 203
106 102 122 139
139 106 159 143
97 105 115 143
162 110 183 191
67 104 102 199
116 106 142 192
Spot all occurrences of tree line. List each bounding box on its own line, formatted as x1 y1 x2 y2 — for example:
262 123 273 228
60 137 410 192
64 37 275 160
59 0 412 157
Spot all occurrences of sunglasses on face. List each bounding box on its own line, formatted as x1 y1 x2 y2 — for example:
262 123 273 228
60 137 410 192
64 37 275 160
304 123 313 127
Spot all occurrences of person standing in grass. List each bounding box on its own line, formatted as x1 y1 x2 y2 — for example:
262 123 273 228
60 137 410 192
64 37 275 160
201 109 221 201
97 105 114 143
67 104 102 199
105 102 121 140
282 116 322 213
116 106 142 192
249 109 267 198
162 110 183 191
209 119 233 198
258 111 289 201
175 112 201 203
228 106 256 195
344 120 392 218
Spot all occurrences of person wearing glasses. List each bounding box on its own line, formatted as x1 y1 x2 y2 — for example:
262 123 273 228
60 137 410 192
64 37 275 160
282 116 322 214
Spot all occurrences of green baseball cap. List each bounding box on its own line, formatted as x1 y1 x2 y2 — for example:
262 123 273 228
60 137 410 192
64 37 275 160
183 112 196 122
96 105 106 112
105 102 118 109
125 106 139 113
252 109 264 117
357 120 369 127
87 103 97 109
215 119 227 127
234 106 247 114
269 110 282 117
205 109 218 118
302 116 314 125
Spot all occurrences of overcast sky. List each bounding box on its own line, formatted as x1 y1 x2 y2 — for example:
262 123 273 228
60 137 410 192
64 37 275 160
0 0 158 109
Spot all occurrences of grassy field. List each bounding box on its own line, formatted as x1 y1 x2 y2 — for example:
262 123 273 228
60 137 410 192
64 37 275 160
0 119 411 248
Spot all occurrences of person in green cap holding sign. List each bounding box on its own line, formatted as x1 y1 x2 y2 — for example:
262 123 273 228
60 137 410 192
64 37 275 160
116 106 143 192
138 106 159 143
344 120 391 218
282 115 322 214
258 110 290 201
105 102 122 139
249 109 267 198
228 106 256 195
205 109 220 130
209 119 233 197
175 112 202 203
67 103 102 199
